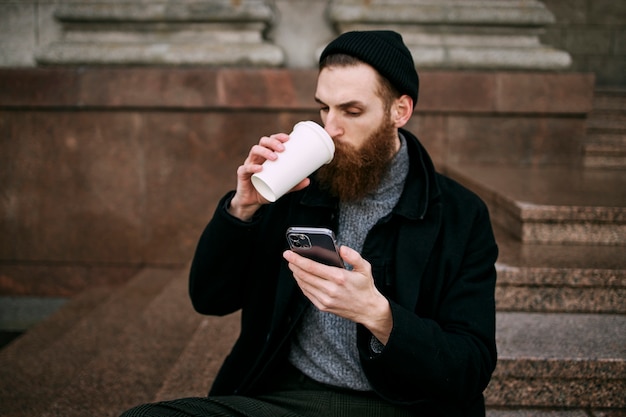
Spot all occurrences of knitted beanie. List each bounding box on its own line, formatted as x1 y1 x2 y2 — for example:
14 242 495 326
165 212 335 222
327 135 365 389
319 30 419 105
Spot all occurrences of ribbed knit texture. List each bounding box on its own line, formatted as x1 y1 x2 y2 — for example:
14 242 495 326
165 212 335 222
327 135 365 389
319 30 419 105
289 135 409 390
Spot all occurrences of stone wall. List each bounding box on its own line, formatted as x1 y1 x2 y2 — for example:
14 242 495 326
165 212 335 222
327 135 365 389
541 0 625 86
0 68 594 297
0 0 609 298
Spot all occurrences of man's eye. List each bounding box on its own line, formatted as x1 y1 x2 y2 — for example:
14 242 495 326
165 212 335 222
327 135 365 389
319 107 329 113
346 110 361 117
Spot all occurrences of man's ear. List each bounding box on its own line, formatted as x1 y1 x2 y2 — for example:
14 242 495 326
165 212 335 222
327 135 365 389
391 95 414 128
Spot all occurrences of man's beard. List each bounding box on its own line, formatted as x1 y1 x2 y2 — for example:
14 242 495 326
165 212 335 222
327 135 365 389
316 116 398 202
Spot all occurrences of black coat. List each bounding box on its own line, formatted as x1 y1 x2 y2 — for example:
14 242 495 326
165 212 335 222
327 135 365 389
189 129 498 416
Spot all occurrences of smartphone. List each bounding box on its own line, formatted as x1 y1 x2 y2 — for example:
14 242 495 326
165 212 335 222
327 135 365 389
286 227 344 268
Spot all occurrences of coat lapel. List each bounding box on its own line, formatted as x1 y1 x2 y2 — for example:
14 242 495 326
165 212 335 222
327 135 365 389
394 204 442 310
391 130 442 311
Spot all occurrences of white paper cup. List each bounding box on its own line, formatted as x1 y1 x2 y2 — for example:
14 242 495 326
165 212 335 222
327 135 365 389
251 121 334 202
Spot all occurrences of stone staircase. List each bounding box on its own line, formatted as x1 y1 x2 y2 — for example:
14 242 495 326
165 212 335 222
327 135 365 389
0 267 241 417
446 89 626 416
446 166 626 415
584 90 626 169
1 92 625 417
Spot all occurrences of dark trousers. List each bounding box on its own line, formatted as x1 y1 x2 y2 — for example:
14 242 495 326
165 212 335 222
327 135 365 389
120 364 416 417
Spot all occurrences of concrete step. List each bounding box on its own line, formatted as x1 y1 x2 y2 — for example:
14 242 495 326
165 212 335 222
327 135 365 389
445 164 626 245
592 89 626 114
0 286 113 416
487 408 624 416
3 266 624 415
157 312 626 414
495 226 626 313
584 133 626 168
485 312 626 410
584 89 626 168
41 268 202 417
585 133 626 153
0 268 178 417
587 115 626 132
154 311 240 401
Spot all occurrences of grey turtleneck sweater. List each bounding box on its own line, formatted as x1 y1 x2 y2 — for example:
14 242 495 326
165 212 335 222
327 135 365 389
288 134 410 390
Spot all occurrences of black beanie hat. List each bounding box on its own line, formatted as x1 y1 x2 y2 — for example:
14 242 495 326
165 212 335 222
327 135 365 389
319 30 419 105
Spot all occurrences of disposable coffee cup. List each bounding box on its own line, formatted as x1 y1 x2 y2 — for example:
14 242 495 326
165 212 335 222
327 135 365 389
251 121 334 202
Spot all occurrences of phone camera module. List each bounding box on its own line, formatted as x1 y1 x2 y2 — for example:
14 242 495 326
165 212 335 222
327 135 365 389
289 233 311 249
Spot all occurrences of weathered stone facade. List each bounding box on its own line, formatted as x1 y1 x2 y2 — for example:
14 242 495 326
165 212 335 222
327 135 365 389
1 0 624 84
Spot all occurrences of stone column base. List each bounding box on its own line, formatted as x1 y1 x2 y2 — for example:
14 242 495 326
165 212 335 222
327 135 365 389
36 1 284 67
328 0 571 70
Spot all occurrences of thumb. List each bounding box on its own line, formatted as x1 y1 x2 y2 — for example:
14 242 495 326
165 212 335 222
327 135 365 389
339 245 368 272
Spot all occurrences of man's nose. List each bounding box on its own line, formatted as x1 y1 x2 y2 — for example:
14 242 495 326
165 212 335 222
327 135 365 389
323 112 343 139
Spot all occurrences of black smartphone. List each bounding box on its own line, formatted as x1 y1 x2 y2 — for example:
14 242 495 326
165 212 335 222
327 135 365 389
286 227 344 268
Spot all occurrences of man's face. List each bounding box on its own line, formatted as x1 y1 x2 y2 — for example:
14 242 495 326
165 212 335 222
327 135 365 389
314 63 401 201
315 63 396 151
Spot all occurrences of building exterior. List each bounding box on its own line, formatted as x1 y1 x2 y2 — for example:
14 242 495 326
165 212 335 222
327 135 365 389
0 0 623 85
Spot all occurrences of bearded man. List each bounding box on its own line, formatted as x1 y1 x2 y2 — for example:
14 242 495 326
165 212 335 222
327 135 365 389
121 30 498 417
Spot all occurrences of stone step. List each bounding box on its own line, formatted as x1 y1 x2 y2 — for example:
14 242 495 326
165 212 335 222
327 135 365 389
583 90 626 168
485 312 626 411
158 313 626 415
154 311 240 401
487 409 617 416
584 130 626 169
445 164 626 245
583 154 625 170
0 268 179 417
42 268 202 417
592 90 626 113
585 133 626 153
494 226 626 313
587 115 626 135
0 286 113 416
3 267 624 415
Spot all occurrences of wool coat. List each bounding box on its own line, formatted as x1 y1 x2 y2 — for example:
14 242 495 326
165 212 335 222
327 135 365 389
189 129 498 416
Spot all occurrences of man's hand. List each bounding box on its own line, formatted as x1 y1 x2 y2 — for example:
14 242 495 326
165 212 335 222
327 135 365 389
229 133 310 221
283 245 393 345
229 133 285 221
